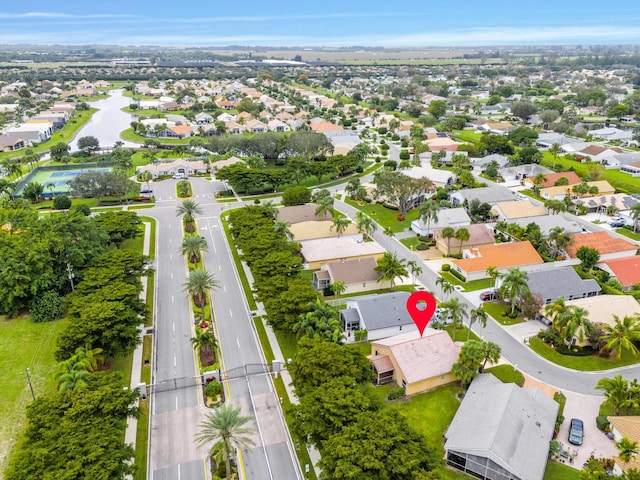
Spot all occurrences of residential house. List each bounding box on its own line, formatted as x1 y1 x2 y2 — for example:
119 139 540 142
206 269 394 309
589 126 632 142
195 112 214 125
312 257 381 295
404 165 457 189
135 158 207 179
5 123 52 142
575 193 638 214
607 417 640 476
367 329 460 395
410 207 471 237
510 214 584 237
158 124 193 139
309 121 343 134
299 237 386 270
276 204 331 224
499 164 553 183
472 153 510 171
435 224 495 256
245 119 269 134
450 185 517 207
445 373 558 480
339 292 418 341
288 220 360 241
597 256 640 291
523 171 582 190
493 200 547 221
451 241 544 281
217 112 237 123
0 135 27 151
566 231 638 261
267 119 290 132
527 267 600 306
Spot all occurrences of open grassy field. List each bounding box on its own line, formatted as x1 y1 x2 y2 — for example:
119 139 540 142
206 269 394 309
0 315 67 472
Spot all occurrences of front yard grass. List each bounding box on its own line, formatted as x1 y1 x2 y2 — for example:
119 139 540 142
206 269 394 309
344 197 420 232
439 271 492 292
529 337 640 371
485 364 525 386
615 227 640 241
543 460 581 480
482 301 525 326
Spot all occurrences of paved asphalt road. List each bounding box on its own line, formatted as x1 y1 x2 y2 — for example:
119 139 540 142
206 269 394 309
147 177 301 480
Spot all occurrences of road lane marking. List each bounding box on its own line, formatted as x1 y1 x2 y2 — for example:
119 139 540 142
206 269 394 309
173 322 175 332
171 295 174 303
170 272 173 279
229 309 233 318
174 355 177 367
169 238 172 243
236 337 240 348
218 265 221 271
175 397 179 410
170 254 173 259
223 285 226 292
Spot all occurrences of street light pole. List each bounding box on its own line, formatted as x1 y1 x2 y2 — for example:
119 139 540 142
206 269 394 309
26 368 35 401
66 263 75 292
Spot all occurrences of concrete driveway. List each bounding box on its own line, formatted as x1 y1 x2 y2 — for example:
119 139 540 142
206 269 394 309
556 391 617 469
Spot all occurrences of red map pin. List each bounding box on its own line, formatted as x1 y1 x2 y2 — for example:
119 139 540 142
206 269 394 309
406 291 437 337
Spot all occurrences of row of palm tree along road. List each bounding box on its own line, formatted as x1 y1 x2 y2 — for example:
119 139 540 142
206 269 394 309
175 198 257 480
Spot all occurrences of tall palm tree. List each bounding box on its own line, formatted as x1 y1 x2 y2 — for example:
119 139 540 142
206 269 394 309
273 220 292 237
330 281 347 300
383 226 394 237
548 227 572 259
261 201 278 219
486 266 500 293
616 437 639 465
181 234 209 264
596 375 632 416
406 260 423 286
183 268 221 323
331 217 352 237
176 199 203 233
72 343 104 373
549 143 561 170
315 196 334 219
440 226 455 256
436 276 454 301
468 307 489 341
455 227 471 255
479 341 501 372
531 173 547 195
139 170 153 194
500 267 530 315
557 306 593 345
441 297 467 341
599 314 640 359
191 328 219 362
293 299 343 343
544 297 567 333
355 212 377 239
418 199 439 239
345 178 361 199
0 178 15 196
1 159 22 180
195 404 256 480
374 252 408 291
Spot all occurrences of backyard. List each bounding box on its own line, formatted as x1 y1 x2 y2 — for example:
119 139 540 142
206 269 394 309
344 197 420 232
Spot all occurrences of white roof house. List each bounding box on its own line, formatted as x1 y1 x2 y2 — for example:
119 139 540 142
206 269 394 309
410 207 471 236
445 374 558 480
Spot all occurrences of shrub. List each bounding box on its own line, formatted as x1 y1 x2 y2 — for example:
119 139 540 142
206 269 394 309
449 268 466 282
29 290 63 323
416 244 429 251
399 149 410 160
596 415 610 432
70 203 91 216
53 195 71 210
204 380 222 398
441 263 451 272
387 387 405 400
176 180 192 198
538 328 562 345
555 345 596 357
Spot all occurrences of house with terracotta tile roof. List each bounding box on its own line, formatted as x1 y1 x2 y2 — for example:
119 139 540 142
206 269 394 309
566 231 638 261
523 171 582 189
309 121 343 133
598 256 640 290
608 416 640 476
367 329 460 395
158 124 193 138
452 241 544 281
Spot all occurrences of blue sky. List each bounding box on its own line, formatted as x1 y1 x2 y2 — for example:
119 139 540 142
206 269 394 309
1 1 640 46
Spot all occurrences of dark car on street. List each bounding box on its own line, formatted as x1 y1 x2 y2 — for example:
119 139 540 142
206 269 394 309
568 418 584 445
480 291 496 301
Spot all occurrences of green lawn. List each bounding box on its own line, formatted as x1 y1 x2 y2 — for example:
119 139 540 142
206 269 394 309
615 228 640 241
529 337 640 371
253 317 275 364
439 271 492 292
120 128 189 145
543 460 581 480
452 130 483 144
134 399 150 480
0 315 67 472
273 329 298 362
344 197 420 232
485 364 525 386
482 301 524 326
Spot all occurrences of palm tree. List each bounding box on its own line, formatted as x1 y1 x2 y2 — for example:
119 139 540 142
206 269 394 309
406 260 423 286
139 170 153 194
500 267 530 315
191 328 219 362
531 173 547 195
383 226 394 237
55 358 90 392
468 307 489 341
441 297 467 341
455 227 471 255
315 196 334 219
0 178 15 196
486 266 500 293
544 297 567 333
331 217 352 237
345 178 361 199
548 227 572 259
195 404 256 480
436 276 454 301
616 437 639 465
599 314 640 359
557 306 593 345
72 343 104 373
293 300 343 343
330 281 347 300
272 220 292 237
374 252 408 291
1 159 22 180
262 201 278 219
176 199 203 233
418 199 439 239
596 375 632 416
355 212 377 239
183 268 221 323
181 234 209 264
549 143 561 170
440 226 455 256
631 202 640 234
479 341 501 372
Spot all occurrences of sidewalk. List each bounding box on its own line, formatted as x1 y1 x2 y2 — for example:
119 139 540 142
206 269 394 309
124 221 151 470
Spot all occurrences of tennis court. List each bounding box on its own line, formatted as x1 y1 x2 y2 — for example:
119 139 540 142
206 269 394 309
16 165 111 197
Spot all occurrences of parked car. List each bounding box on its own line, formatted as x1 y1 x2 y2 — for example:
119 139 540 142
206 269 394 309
568 418 584 445
608 218 625 228
140 188 153 194
480 291 496 301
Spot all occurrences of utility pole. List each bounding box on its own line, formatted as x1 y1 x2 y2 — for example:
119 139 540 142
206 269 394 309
26 368 35 401
66 263 75 292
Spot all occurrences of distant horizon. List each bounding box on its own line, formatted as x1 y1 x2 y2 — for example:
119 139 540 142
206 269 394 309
1 1 639 47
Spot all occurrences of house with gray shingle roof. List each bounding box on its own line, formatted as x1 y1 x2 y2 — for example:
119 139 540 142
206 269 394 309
445 374 558 480
449 186 516 207
526 267 601 305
